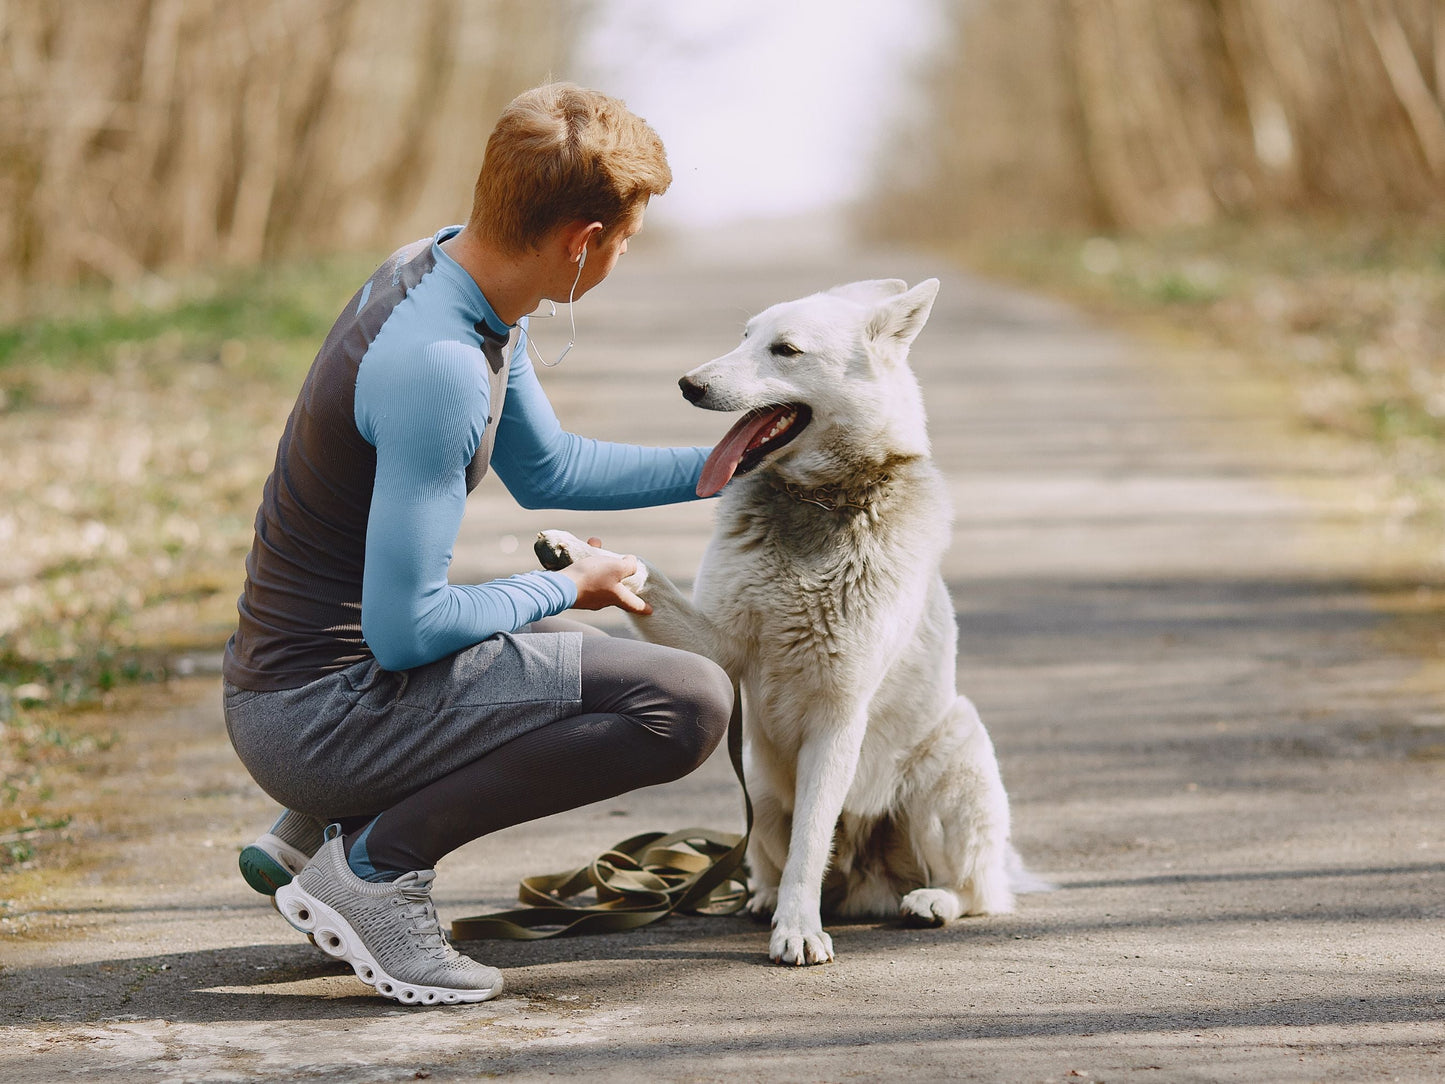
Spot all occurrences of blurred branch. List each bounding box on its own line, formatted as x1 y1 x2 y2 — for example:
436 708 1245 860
1358 0 1445 177
373 0 459 219
1435 3 1445 109
224 7 289 264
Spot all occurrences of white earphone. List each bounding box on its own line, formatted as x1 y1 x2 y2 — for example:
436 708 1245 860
528 243 588 368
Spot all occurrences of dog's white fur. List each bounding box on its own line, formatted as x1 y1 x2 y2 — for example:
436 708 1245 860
540 278 1035 966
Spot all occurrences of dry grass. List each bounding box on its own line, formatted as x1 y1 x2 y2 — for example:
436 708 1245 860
0 256 374 864
960 222 1445 532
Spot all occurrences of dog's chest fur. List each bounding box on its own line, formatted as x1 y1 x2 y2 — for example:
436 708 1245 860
696 456 949 697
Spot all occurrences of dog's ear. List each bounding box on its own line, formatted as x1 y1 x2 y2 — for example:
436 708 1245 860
866 278 940 349
827 279 908 305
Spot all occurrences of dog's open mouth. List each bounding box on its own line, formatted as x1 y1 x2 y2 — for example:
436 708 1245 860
697 403 812 497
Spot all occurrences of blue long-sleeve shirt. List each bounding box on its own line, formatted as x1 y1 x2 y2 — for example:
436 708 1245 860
223 227 707 691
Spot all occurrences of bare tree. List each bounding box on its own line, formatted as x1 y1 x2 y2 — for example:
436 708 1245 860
0 0 577 304
867 0 1445 240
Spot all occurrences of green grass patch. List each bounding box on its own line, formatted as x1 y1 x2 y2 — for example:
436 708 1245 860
0 254 375 384
0 292 321 372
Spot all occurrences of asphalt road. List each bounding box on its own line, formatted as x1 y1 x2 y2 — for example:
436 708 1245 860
2 232 1442 1082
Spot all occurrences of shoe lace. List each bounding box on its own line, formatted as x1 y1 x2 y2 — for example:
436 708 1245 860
394 872 455 961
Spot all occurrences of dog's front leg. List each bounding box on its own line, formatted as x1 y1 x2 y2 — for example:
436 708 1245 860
770 714 869 966
741 731 792 918
534 530 738 676
631 561 736 674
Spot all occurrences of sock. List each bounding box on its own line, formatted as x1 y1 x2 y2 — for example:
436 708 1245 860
268 810 325 853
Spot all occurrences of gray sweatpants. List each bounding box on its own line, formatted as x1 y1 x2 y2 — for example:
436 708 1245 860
223 621 732 845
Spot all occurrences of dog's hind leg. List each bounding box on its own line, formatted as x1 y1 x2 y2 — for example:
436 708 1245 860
896 694 1015 925
828 815 906 919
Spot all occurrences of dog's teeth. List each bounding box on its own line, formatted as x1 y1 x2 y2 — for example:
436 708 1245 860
764 415 794 442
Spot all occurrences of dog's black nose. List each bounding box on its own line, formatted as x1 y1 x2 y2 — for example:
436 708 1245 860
679 376 706 404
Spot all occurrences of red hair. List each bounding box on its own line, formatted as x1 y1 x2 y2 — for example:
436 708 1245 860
470 83 671 252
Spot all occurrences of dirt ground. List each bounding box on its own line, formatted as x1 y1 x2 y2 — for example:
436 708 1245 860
2 236 1442 1082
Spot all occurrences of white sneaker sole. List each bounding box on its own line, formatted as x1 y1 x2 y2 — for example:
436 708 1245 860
274 881 503 1006
257 833 313 875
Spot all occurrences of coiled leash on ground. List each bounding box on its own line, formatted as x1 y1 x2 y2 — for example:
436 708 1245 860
450 690 751 941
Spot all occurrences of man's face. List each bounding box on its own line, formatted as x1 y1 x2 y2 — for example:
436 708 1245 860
573 204 645 299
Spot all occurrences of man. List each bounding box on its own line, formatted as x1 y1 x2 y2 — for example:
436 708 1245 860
222 83 732 1006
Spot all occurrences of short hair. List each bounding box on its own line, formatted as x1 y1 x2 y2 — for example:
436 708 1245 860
469 83 672 252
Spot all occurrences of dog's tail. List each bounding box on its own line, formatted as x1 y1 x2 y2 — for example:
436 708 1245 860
1007 846 1055 895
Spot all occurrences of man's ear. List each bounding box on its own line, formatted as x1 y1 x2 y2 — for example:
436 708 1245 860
866 278 940 347
561 219 604 262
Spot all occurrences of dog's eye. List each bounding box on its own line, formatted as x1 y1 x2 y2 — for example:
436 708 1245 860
770 341 802 358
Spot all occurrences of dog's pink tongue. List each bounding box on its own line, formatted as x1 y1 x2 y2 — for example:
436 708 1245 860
697 406 790 497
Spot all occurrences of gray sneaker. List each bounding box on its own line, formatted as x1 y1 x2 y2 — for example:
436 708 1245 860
274 828 504 1006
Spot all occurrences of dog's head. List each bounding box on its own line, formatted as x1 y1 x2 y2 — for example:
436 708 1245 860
684 278 940 497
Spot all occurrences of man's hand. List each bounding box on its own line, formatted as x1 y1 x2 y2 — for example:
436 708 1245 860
554 536 652 615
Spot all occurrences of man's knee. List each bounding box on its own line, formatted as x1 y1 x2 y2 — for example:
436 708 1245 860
663 654 733 777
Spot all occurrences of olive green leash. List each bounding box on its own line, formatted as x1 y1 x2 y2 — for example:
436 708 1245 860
450 691 751 941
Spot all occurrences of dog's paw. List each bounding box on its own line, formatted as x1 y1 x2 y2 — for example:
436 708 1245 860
534 530 585 571
744 882 778 922
900 887 963 928
769 921 834 966
534 530 647 592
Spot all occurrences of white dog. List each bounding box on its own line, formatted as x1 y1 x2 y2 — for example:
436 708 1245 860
539 278 1038 966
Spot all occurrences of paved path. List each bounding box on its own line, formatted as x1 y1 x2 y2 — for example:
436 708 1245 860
2 237 1442 1082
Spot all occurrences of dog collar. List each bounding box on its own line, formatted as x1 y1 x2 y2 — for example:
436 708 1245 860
770 468 898 513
